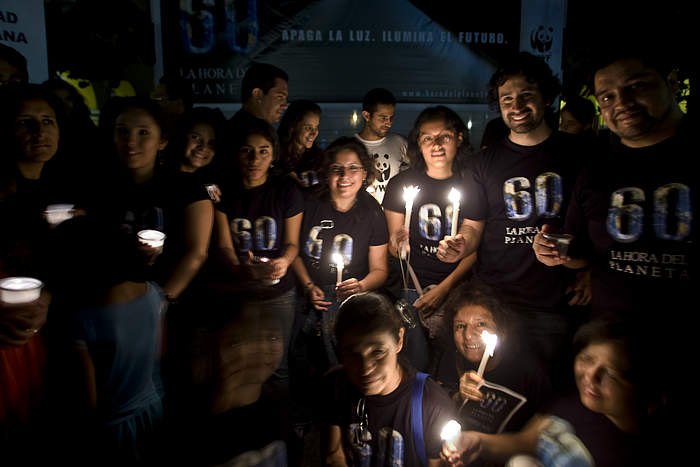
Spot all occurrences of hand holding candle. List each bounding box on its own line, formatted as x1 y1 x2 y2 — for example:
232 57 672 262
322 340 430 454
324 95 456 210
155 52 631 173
440 420 462 451
476 330 498 377
448 188 461 237
401 186 420 259
332 252 344 284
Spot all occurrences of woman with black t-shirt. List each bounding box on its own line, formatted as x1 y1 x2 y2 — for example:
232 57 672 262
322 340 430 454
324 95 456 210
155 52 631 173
277 99 324 189
291 136 388 375
171 106 226 203
213 119 303 381
322 292 456 467
97 97 214 303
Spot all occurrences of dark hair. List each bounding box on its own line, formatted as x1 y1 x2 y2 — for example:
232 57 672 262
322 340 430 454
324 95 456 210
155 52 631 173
171 106 225 168
487 52 561 111
232 119 280 163
587 43 677 92
572 320 640 382
157 73 194 110
406 105 472 174
100 96 167 139
0 43 28 82
335 292 403 347
362 88 397 114
277 99 322 161
241 62 288 102
318 136 376 187
42 78 93 122
561 96 596 127
442 283 513 342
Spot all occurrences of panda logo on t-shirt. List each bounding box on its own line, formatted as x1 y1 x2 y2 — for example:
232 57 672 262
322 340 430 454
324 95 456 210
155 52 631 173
373 154 392 183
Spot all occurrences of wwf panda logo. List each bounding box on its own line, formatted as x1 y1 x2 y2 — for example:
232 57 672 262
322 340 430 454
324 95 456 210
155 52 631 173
530 26 553 53
373 154 391 182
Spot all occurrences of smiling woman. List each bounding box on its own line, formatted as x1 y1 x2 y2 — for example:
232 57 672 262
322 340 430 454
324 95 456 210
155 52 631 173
321 292 456 467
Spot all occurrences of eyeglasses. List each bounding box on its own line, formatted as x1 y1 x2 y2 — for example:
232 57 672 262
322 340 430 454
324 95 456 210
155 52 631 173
328 164 364 176
419 133 455 147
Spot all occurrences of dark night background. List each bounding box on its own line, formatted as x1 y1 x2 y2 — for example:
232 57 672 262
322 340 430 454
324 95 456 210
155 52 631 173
43 0 694 112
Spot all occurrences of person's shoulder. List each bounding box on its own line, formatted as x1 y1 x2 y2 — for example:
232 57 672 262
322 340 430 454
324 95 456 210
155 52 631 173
386 133 408 144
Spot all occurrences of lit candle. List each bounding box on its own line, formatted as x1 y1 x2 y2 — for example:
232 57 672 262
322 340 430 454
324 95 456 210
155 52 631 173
137 229 166 248
440 420 462 451
0 277 43 304
402 186 421 259
254 256 280 285
332 253 344 284
44 203 75 227
477 330 498 377
448 188 461 237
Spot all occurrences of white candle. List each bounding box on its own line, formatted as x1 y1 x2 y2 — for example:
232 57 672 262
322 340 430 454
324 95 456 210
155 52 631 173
477 330 498 377
332 253 344 284
137 229 166 248
402 186 420 259
0 277 43 304
440 420 462 450
44 204 75 227
448 188 461 237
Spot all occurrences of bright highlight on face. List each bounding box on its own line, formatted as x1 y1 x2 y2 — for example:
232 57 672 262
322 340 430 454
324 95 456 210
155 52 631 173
417 119 461 176
453 304 498 364
328 148 365 202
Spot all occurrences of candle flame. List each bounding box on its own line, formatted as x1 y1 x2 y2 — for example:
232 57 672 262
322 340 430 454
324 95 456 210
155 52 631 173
440 420 461 443
481 330 497 357
403 185 421 203
448 187 461 204
332 253 344 268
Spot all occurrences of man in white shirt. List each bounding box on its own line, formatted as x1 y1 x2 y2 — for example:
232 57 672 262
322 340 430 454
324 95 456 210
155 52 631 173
354 88 409 204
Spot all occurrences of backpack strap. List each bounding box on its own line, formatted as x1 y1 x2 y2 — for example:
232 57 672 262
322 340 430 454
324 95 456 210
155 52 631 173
411 371 429 467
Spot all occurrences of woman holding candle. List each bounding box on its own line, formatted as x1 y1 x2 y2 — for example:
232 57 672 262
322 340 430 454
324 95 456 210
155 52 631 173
322 292 456 467
436 283 553 434
383 106 474 312
382 106 474 370
442 320 668 467
213 119 303 384
0 84 79 457
96 97 214 303
291 137 388 376
277 99 324 189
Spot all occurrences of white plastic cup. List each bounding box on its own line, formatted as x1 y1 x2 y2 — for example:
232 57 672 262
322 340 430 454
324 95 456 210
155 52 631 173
137 229 166 248
44 204 75 227
205 184 219 200
0 277 43 304
253 256 280 285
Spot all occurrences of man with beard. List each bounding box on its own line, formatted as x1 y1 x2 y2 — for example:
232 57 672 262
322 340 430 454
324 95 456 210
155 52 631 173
354 88 408 204
532 45 694 324
436 52 586 388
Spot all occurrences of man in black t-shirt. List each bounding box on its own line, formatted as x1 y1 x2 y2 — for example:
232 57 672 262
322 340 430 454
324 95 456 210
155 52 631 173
229 62 289 129
436 53 587 380
532 47 694 323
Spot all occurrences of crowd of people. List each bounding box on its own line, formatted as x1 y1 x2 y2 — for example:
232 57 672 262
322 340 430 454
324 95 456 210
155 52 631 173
1 37 695 467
